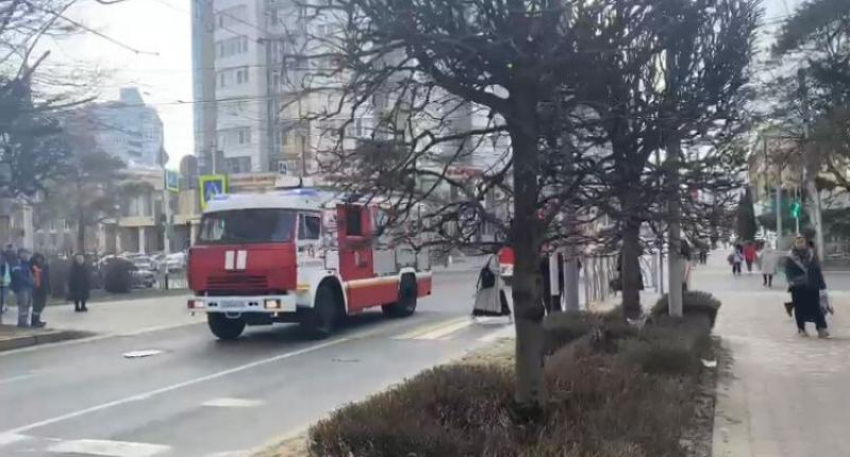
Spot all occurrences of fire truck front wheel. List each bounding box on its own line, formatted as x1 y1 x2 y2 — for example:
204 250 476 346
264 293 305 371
208 314 246 341
302 285 340 339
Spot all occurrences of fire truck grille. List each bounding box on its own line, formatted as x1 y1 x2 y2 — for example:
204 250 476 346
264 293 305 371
207 275 268 290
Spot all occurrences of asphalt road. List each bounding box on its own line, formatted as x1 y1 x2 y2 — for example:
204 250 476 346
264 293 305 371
0 269 509 457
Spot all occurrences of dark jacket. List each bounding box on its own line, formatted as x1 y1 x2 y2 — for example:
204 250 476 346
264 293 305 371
68 263 91 301
785 249 826 291
10 260 34 293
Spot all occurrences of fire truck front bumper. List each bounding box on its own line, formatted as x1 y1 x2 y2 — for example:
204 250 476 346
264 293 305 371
187 295 298 314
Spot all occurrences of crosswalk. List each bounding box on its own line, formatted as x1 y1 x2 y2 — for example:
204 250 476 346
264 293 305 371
391 316 514 342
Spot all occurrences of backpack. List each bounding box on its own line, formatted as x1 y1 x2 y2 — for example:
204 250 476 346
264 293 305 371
479 266 496 289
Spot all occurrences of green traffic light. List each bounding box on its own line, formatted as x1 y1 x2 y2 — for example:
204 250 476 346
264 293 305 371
791 202 801 218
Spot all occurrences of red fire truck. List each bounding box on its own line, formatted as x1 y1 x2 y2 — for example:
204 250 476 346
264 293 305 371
187 188 433 340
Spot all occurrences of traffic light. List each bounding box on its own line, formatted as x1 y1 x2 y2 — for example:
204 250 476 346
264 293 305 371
790 201 802 218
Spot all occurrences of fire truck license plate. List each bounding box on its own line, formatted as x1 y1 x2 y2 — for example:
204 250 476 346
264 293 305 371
219 300 244 309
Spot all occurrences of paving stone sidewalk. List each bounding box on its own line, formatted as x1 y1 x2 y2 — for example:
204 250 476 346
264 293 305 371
0 294 201 352
699 258 850 457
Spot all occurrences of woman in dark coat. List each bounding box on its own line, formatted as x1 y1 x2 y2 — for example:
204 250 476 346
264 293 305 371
68 254 90 312
785 236 828 338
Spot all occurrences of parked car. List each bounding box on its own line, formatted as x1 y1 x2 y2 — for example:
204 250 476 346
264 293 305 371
165 252 187 271
132 256 156 272
131 265 156 289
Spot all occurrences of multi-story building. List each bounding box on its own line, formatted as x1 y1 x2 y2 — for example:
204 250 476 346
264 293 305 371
191 0 493 177
86 87 165 169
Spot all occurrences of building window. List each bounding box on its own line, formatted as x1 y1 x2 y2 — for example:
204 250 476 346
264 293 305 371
216 36 249 58
215 5 247 30
236 67 249 84
226 156 252 174
238 128 251 145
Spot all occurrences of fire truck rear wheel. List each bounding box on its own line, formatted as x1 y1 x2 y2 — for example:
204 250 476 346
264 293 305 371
303 285 339 339
208 314 246 341
382 275 417 318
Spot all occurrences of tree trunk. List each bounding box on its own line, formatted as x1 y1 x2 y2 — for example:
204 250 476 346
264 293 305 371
667 135 683 318
509 93 545 412
805 177 824 260
77 207 86 254
621 220 642 319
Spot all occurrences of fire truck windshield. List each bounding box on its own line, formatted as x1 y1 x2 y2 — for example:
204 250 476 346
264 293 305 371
197 209 297 245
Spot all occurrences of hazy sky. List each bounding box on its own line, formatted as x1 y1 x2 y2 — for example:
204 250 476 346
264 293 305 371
50 0 801 168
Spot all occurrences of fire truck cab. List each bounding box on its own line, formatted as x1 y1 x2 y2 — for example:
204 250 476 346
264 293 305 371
187 188 433 340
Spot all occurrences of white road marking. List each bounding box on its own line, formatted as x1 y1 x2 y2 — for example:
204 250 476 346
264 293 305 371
0 433 30 446
415 318 475 340
477 325 515 343
0 320 203 358
392 317 468 340
123 350 164 359
202 397 264 408
0 337 350 436
0 372 40 385
47 439 170 457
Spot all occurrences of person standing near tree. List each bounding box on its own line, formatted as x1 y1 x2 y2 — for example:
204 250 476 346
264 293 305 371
68 254 90 312
10 248 34 327
0 246 12 321
30 253 50 327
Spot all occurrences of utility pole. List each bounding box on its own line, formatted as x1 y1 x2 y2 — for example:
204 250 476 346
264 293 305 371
764 137 783 249
798 69 825 259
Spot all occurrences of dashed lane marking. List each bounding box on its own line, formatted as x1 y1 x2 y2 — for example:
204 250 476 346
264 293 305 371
0 433 30 447
46 439 170 457
202 397 264 408
0 337 350 436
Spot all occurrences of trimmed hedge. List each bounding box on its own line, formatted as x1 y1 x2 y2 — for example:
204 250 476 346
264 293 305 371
651 290 722 326
309 312 715 457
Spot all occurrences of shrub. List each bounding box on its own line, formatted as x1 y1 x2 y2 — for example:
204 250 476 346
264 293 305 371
103 258 133 294
618 316 712 377
543 307 637 355
651 290 722 326
309 364 517 457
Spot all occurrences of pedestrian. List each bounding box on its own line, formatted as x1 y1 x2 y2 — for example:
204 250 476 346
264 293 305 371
785 236 829 338
744 242 757 273
728 244 744 276
472 254 511 319
760 244 781 288
68 253 90 312
10 248 34 327
30 253 50 327
0 245 13 321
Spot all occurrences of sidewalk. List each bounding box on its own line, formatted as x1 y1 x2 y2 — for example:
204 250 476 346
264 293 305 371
697 255 850 457
0 293 200 352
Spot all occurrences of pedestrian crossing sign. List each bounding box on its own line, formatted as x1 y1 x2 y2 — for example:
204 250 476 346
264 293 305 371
199 175 228 210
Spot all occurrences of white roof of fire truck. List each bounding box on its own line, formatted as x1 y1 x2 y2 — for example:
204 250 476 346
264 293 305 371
204 188 335 214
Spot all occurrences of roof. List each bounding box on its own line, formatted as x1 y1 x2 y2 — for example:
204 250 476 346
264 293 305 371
203 188 335 214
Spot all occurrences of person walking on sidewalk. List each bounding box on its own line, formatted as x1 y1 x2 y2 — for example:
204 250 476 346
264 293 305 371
785 236 829 338
728 244 744 276
68 254 91 312
760 244 781 288
30 253 50 327
10 248 34 327
744 242 757 273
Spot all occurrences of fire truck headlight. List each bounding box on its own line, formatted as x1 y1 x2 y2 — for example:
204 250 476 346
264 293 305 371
264 299 281 310
188 300 206 310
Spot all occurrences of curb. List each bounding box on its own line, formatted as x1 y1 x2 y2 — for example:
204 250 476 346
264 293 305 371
0 329 93 353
